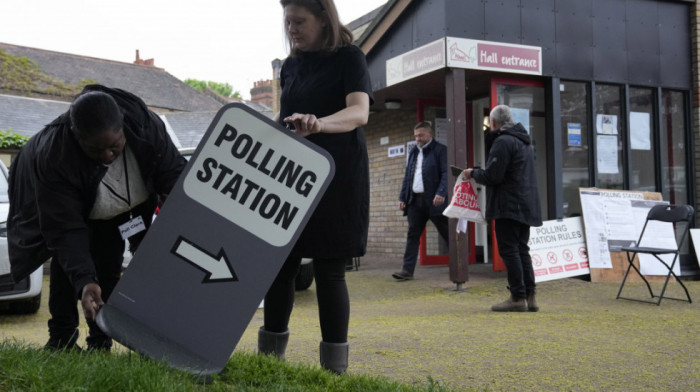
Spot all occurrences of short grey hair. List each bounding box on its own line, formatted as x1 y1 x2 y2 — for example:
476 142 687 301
414 121 434 132
489 105 514 127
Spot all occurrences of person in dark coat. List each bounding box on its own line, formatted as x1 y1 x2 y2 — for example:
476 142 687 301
463 105 543 312
257 0 372 374
8 85 186 350
393 122 449 280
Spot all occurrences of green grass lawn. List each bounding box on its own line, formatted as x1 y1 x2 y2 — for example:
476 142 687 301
2 265 699 391
0 342 455 392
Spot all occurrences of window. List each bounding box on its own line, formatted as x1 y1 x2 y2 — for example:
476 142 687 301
594 84 624 189
560 81 590 217
628 87 656 191
660 90 688 205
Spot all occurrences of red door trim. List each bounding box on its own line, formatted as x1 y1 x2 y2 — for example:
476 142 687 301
488 77 544 271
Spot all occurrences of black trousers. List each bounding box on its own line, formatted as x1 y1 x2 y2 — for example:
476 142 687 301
264 256 349 343
47 203 152 348
494 218 536 299
48 218 124 348
401 193 449 274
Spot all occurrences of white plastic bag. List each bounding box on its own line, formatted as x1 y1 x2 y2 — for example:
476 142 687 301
442 172 485 224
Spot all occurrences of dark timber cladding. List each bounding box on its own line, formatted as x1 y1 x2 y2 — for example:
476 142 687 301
365 0 691 90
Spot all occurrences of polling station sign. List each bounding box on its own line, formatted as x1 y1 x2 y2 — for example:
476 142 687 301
97 103 334 375
529 217 589 282
183 110 330 246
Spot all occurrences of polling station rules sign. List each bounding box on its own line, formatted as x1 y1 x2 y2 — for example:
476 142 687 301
97 104 334 375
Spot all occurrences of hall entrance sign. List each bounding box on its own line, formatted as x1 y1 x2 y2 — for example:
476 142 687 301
97 103 334 375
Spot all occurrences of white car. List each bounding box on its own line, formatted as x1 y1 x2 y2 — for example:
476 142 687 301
0 160 43 314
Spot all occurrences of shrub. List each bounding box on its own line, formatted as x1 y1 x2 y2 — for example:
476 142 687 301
0 129 29 149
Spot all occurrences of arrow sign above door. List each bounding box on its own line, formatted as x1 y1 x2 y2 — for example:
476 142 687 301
171 236 237 283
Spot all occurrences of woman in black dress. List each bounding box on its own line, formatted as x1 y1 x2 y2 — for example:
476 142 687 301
257 0 373 374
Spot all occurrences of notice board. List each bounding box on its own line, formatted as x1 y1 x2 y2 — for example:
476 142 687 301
578 188 670 283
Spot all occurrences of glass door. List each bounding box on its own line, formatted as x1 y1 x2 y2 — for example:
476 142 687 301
416 99 449 266
487 77 548 270
490 78 548 218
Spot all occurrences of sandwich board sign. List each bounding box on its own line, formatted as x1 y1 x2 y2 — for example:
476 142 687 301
97 103 335 375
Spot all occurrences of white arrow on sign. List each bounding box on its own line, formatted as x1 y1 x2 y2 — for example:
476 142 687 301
171 236 238 283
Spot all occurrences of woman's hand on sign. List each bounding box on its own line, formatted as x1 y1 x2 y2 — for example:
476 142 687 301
283 113 323 137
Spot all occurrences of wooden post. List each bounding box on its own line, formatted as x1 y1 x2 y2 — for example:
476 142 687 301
445 67 469 284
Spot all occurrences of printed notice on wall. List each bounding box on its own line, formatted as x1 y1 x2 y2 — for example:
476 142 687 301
388 145 405 158
567 123 582 146
596 134 619 174
406 141 417 163
511 108 530 134
435 118 449 146
596 114 618 135
630 112 651 150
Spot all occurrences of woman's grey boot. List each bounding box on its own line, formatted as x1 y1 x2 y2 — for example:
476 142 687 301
257 326 289 359
319 341 349 374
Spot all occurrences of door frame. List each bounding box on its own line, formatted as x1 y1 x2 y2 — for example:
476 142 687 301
488 77 546 271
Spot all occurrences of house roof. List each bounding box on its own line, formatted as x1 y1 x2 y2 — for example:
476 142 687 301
348 3 387 43
161 111 217 148
0 94 69 137
0 42 223 112
355 0 412 55
0 93 279 149
161 101 275 149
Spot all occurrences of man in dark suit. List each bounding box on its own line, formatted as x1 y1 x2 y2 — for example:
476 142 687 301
394 122 449 280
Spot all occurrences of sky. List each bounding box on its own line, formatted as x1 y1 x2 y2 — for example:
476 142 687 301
0 0 388 100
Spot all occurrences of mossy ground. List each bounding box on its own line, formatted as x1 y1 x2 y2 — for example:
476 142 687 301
1 260 698 391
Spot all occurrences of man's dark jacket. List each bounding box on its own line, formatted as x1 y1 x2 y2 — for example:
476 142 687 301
470 123 542 227
7 85 186 294
399 140 448 216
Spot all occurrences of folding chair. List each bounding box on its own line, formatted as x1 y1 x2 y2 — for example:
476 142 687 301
616 204 694 305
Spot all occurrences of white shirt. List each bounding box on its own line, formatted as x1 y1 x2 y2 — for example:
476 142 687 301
411 139 432 193
89 144 149 220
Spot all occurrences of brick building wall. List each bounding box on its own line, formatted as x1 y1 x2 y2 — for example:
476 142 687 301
363 109 416 259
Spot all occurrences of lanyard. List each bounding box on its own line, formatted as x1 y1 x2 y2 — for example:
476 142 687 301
101 145 131 212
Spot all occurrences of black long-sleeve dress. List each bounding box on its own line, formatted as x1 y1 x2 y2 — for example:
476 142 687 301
279 45 373 259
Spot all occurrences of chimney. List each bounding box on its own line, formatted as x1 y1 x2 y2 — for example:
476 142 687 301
134 49 156 67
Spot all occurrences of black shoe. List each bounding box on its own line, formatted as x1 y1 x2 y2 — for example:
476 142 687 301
392 270 413 281
86 340 112 353
44 336 83 352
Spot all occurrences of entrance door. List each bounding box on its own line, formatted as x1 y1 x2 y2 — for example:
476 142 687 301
490 78 548 218
473 78 548 270
417 99 450 266
472 97 491 263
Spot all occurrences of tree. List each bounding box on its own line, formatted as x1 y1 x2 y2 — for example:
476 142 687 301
184 78 241 99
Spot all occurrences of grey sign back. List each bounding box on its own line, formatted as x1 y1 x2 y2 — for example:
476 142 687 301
97 103 335 375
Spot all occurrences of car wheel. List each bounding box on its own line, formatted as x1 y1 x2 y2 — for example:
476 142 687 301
9 293 41 314
295 262 314 291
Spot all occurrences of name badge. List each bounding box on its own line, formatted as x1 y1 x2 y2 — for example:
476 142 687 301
119 216 146 240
